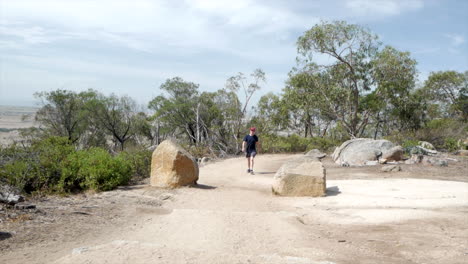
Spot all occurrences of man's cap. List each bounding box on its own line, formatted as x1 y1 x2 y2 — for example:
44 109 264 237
250 127 256 131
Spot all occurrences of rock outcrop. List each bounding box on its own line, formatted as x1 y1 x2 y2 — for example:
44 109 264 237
418 141 436 150
0 184 24 205
272 156 326 197
381 146 404 161
332 138 396 166
382 165 402 172
150 139 199 188
305 149 327 160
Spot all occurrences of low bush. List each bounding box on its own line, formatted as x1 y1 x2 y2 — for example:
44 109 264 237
385 118 467 152
0 137 134 194
261 134 339 153
0 137 74 193
61 148 132 192
119 148 152 181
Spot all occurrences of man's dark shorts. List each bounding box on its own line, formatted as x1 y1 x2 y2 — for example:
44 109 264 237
246 151 257 158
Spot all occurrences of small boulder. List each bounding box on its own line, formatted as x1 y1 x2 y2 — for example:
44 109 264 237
454 150 468 156
418 141 436 150
305 149 327 160
414 146 438 156
272 156 326 197
382 165 401 172
382 146 404 161
150 139 199 188
423 157 448 167
410 154 424 163
0 185 24 205
365 160 379 166
201 157 210 163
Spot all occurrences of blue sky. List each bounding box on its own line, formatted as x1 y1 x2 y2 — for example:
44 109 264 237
0 0 466 107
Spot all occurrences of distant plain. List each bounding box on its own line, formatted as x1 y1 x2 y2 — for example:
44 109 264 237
0 105 38 145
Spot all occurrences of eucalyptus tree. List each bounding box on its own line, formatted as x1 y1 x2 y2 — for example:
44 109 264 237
92 94 139 151
225 69 266 149
35 89 97 143
294 20 418 137
423 70 467 119
148 77 200 144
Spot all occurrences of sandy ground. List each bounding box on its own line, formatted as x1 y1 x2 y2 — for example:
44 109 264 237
1 154 468 264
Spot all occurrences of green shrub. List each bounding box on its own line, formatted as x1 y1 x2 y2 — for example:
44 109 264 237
260 134 339 153
1 137 133 194
444 137 459 152
119 149 152 180
0 137 74 193
306 137 338 152
61 148 132 192
385 118 467 152
416 119 467 149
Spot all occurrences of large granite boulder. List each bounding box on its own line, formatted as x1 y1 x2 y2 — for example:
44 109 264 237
332 138 396 166
272 156 326 197
381 146 404 161
150 139 199 188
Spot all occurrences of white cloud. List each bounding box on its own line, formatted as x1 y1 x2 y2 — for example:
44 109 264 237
445 33 465 46
345 0 423 18
0 0 313 54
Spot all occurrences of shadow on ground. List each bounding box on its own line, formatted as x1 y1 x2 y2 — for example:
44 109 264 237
326 186 341 196
192 184 217 190
0 232 12 241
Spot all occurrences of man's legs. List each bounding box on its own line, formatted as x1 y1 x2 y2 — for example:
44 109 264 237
246 152 251 172
249 151 256 173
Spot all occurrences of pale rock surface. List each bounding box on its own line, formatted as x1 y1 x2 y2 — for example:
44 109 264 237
381 165 402 172
422 157 449 167
419 141 436 150
150 139 199 188
0 184 24 205
304 149 327 159
272 156 326 197
332 138 395 166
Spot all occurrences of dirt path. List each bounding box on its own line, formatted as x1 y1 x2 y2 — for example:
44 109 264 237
1 154 468 264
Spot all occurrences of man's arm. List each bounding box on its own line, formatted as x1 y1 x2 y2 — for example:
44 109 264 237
242 141 246 152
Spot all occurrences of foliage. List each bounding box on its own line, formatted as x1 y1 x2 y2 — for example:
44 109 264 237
291 21 417 138
90 94 139 151
385 118 467 152
444 137 459 152
0 137 74 193
61 148 132 192
148 77 200 144
261 134 338 153
35 89 97 143
118 148 152 181
0 137 133 194
423 70 467 118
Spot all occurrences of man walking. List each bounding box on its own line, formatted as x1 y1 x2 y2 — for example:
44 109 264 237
242 127 259 174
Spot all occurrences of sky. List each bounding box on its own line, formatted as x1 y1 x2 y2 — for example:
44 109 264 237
0 0 467 107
